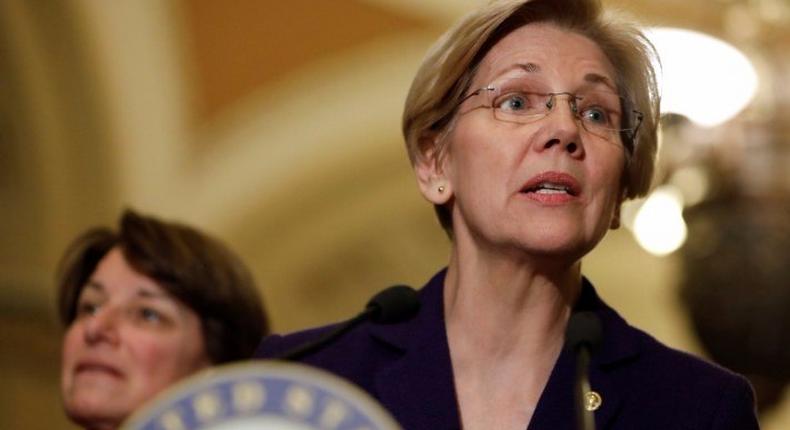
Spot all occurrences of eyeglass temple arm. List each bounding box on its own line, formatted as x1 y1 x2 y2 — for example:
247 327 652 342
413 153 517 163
627 111 644 141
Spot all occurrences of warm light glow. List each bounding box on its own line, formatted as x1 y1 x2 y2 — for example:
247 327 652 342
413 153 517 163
644 27 759 127
669 165 710 207
633 186 688 256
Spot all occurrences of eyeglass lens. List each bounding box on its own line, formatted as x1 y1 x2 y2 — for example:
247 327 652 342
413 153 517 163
481 77 636 140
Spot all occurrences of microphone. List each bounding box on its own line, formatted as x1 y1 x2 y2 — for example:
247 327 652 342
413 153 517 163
564 311 603 430
277 285 420 361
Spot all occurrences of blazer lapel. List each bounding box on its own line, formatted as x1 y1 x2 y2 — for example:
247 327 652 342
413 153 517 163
586 278 641 429
588 365 625 429
364 273 640 430
528 279 639 430
528 359 626 430
370 270 463 429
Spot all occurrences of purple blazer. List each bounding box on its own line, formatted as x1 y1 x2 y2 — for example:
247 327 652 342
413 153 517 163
254 270 759 429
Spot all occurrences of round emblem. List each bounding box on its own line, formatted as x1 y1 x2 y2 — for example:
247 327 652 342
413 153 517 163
122 361 402 430
584 390 603 412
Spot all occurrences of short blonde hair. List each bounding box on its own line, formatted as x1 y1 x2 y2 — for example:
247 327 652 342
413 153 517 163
402 0 660 233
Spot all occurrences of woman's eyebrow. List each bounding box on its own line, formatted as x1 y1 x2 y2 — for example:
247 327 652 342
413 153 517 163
488 62 541 82
84 280 104 292
584 72 617 91
505 62 541 74
136 289 169 299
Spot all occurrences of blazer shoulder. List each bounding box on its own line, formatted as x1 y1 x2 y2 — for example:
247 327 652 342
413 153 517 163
620 325 759 429
633 327 746 385
253 322 341 359
253 319 397 364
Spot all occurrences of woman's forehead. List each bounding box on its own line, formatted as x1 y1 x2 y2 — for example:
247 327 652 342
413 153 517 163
82 248 173 301
79 279 171 303
475 23 616 87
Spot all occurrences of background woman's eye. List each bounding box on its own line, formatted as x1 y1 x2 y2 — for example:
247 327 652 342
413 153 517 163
138 307 162 323
76 302 99 317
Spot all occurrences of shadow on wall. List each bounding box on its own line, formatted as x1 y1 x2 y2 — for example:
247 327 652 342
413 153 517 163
680 194 790 412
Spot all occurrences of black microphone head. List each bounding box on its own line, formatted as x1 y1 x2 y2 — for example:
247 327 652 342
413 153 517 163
365 285 420 324
564 311 603 352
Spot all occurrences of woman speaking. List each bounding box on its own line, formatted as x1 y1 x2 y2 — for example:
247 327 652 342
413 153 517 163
256 0 759 428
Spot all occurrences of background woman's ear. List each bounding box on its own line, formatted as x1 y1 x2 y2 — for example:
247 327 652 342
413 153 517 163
414 133 452 205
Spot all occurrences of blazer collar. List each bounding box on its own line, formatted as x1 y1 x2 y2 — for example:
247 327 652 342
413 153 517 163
367 269 642 429
369 269 462 429
525 277 643 429
577 277 642 368
577 277 642 428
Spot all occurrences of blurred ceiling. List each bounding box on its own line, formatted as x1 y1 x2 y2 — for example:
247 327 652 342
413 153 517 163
0 0 788 325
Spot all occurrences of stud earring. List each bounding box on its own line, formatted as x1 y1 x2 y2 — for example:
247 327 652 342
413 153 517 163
438 185 445 193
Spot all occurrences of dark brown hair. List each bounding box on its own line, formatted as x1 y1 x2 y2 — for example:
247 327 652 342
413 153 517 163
56 209 268 363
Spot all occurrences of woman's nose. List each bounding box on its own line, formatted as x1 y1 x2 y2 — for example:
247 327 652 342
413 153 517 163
84 307 120 345
540 95 584 157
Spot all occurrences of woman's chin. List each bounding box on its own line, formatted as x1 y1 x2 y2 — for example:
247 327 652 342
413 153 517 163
502 230 599 259
65 394 128 430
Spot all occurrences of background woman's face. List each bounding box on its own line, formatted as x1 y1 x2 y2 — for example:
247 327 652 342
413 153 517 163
61 247 209 428
438 23 625 261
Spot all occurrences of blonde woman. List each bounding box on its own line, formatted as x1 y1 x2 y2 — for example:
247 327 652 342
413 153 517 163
256 1 759 428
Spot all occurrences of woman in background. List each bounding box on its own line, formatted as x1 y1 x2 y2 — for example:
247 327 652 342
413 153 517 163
58 209 268 430
256 0 759 428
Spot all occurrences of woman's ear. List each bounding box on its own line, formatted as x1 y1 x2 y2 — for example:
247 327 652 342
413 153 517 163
414 133 452 205
610 204 621 229
610 192 626 230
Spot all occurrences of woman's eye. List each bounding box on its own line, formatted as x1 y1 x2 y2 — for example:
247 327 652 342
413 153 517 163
76 302 99 317
496 93 529 112
581 107 610 125
138 307 162 323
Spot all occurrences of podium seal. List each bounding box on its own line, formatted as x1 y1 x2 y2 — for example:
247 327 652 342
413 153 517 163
122 361 401 430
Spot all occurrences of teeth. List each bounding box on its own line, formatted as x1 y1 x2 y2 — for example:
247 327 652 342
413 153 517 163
522 181 574 195
536 188 568 194
539 183 568 191
532 182 570 194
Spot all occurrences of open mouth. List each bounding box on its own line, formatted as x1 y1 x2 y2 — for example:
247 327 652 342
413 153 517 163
520 172 581 197
521 182 578 196
75 363 123 378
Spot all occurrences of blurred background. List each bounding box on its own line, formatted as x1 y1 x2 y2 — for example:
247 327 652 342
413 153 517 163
1 0 788 428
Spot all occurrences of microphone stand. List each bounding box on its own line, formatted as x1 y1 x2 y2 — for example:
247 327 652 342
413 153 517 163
277 310 372 361
565 311 602 430
574 345 595 430
276 285 420 361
